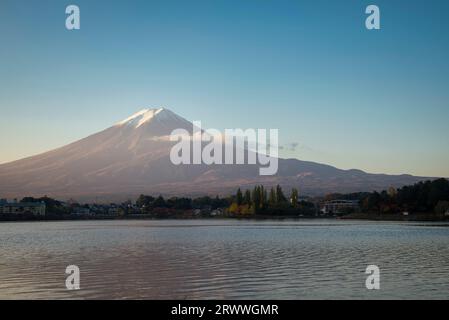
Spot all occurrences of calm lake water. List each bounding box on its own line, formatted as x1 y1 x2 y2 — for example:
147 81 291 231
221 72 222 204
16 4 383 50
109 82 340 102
0 219 448 299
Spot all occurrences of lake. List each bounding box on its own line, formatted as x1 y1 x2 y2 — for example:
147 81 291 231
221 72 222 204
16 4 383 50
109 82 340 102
0 219 448 299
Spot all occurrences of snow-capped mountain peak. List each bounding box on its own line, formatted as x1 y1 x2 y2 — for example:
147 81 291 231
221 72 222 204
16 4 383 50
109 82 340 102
117 107 168 128
114 107 194 136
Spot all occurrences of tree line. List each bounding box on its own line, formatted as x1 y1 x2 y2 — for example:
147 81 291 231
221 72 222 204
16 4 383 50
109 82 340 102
229 185 314 216
136 194 230 212
359 178 449 214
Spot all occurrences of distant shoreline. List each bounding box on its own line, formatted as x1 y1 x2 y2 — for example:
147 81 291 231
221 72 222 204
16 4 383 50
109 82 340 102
341 212 449 222
1 213 448 223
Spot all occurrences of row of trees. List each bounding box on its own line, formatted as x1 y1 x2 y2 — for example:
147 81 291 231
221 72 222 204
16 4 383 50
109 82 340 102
18 179 448 218
358 179 449 214
229 185 314 216
114 187 313 216
136 194 230 212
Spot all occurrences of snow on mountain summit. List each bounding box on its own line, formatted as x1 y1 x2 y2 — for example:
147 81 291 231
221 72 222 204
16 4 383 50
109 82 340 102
117 107 168 128
114 107 194 136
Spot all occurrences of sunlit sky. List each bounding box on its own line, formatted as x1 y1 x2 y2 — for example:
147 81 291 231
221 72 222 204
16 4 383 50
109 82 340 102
1 0 448 177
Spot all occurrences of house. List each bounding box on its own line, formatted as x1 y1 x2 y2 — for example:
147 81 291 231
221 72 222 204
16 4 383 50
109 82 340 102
320 200 359 215
0 201 46 216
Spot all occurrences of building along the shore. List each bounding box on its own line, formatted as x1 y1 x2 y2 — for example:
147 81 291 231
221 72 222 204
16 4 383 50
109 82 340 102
320 200 359 215
0 200 46 216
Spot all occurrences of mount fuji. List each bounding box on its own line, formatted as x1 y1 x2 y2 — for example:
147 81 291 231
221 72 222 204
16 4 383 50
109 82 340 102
0 108 431 202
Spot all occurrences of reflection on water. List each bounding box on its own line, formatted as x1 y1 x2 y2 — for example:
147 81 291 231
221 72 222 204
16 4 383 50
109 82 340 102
0 219 448 299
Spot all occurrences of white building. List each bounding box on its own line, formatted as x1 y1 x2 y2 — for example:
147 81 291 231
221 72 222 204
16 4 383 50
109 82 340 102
321 200 359 215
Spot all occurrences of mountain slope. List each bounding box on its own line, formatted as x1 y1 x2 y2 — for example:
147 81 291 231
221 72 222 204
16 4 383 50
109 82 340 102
0 108 431 201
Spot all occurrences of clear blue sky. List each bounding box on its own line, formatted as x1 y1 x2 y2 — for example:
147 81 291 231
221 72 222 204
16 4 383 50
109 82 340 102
1 0 448 177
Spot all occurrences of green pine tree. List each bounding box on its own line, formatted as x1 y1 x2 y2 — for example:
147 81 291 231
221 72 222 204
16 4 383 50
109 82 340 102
236 188 243 206
244 190 251 206
276 185 287 203
290 188 299 208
